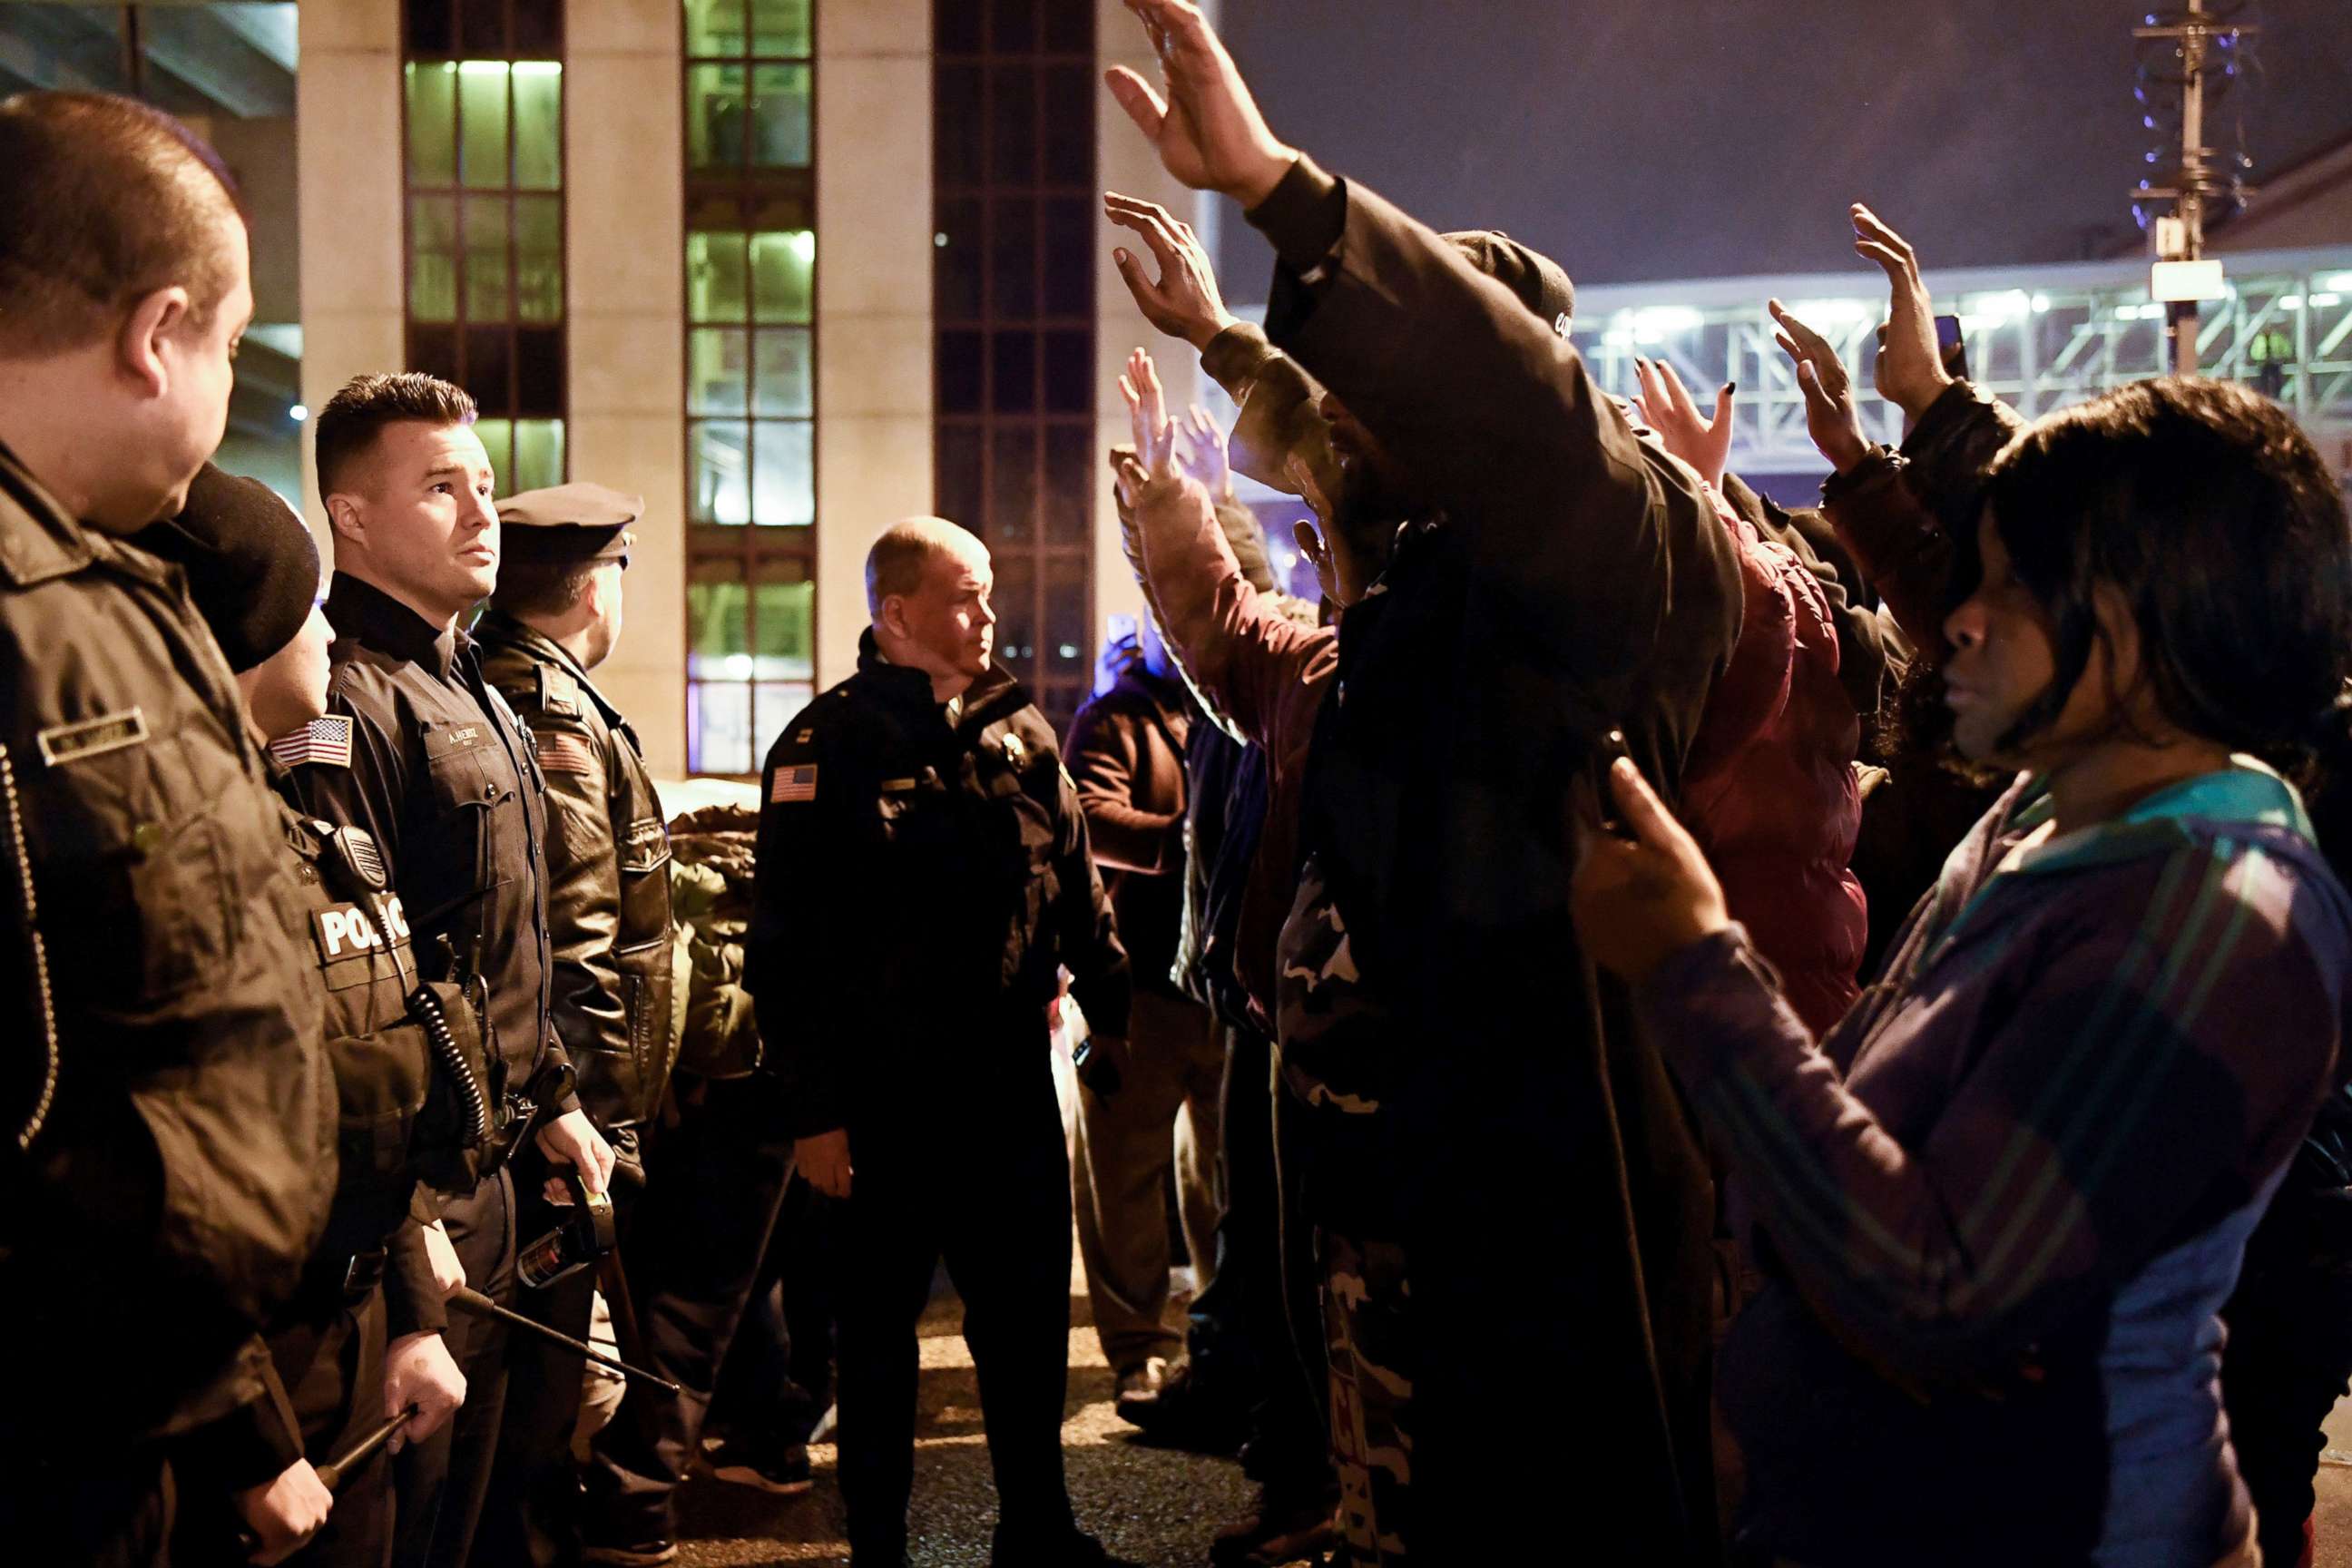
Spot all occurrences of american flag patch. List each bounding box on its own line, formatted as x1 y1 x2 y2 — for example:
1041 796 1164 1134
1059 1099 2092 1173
270 713 354 769
769 763 818 804
534 730 597 776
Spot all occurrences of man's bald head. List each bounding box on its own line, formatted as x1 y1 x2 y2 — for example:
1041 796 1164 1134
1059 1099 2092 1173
0 91 245 358
865 515 988 620
866 516 997 699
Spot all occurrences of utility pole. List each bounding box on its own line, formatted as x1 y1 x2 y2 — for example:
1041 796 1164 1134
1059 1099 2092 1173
2133 1 2256 377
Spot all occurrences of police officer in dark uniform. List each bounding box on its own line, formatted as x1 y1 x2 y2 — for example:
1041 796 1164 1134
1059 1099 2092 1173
472 482 676 1565
750 516 1136 1568
0 93 334 1568
139 466 493 1567
290 373 615 1568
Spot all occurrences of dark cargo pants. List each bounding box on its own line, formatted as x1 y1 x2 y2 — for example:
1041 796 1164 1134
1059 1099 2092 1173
834 1045 1075 1562
580 1074 799 1549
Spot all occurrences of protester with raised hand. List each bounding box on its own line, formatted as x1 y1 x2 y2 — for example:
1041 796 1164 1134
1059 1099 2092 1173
1113 361 1349 1563
1574 375 2352 1568
1606 369 1872 1037
1109 4 1744 1559
1108 191 1341 524
1631 358 1736 493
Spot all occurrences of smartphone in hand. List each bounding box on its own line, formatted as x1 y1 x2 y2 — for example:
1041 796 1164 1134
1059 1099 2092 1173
1584 728 1636 840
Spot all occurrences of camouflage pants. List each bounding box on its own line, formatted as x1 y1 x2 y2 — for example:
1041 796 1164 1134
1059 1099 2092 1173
1321 1229 1414 1565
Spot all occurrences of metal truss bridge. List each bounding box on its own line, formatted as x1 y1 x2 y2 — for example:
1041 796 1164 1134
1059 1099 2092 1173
1566 245 2352 485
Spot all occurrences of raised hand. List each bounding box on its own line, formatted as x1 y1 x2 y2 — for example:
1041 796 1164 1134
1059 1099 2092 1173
1632 358 1736 491
1175 406 1234 500
1104 0 1295 206
1108 444 1149 513
1106 191 1238 349
1768 299 1871 475
1293 519 1341 607
1118 347 1180 480
1851 203 1954 420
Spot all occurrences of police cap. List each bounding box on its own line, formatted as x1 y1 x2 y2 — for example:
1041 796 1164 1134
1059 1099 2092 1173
497 482 642 569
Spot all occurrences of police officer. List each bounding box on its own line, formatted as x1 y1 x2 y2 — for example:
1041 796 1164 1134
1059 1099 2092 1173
473 482 675 1565
140 466 491 1566
750 516 1136 1568
290 373 614 1568
0 93 334 1566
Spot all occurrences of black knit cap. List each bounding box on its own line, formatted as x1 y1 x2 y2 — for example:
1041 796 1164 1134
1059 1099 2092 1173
134 463 319 672
1445 230 1575 338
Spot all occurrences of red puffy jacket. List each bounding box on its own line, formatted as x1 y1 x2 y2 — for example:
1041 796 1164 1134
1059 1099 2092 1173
1682 485 1867 1035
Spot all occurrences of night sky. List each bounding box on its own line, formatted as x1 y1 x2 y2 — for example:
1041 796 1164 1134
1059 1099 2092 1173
1201 0 2352 299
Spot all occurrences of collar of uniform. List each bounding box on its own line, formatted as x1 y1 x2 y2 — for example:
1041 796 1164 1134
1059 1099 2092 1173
0 436 99 588
0 439 203 601
473 608 622 725
326 571 460 680
856 626 1028 732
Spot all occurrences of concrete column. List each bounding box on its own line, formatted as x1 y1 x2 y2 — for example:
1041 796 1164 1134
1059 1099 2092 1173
295 0 406 564
1093 0 1219 651
813 0 935 692
564 0 689 776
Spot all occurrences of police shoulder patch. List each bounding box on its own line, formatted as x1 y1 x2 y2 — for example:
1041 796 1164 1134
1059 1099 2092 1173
769 762 818 804
534 728 599 777
270 713 355 769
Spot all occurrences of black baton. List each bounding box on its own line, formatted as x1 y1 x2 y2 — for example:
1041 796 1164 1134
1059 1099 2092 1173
318 1400 421 1491
231 1401 421 1557
446 1286 682 1395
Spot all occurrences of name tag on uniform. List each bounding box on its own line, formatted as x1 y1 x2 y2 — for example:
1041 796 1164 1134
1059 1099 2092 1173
37 708 148 767
422 721 487 760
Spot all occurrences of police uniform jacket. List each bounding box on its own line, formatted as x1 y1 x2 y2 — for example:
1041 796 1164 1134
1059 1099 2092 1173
187 758 497 1494
288 573 573 1336
0 442 334 1447
747 631 1131 1141
475 611 676 1131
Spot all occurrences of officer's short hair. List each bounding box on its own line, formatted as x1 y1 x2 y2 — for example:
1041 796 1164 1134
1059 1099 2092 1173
314 373 478 506
491 559 599 620
866 516 982 620
0 91 244 358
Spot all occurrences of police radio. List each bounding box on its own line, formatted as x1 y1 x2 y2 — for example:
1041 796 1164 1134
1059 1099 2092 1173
325 823 495 1149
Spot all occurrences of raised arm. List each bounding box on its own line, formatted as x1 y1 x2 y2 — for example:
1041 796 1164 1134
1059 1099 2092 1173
1107 0 1725 690
1116 349 1335 752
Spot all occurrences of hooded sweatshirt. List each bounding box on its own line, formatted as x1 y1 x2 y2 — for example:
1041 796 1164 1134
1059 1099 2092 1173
1646 764 2351 1566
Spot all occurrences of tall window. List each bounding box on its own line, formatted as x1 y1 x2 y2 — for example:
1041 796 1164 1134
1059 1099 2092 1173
682 0 817 775
933 0 1096 732
402 0 566 492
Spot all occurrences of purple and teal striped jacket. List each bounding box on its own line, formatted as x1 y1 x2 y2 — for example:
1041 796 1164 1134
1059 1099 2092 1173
1646 762 2352 1566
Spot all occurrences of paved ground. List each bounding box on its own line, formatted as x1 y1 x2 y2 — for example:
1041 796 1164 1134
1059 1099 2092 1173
671 1282 1273 1568
667 1301 2352 1568
2312 1397 2352 1566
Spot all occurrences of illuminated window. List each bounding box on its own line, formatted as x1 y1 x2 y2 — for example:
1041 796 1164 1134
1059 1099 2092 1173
686 0 816 773
934 0 1095 732
402 1 565 493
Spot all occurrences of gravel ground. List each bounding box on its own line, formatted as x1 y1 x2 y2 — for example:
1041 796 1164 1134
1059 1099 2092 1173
672 1282 1291 1568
